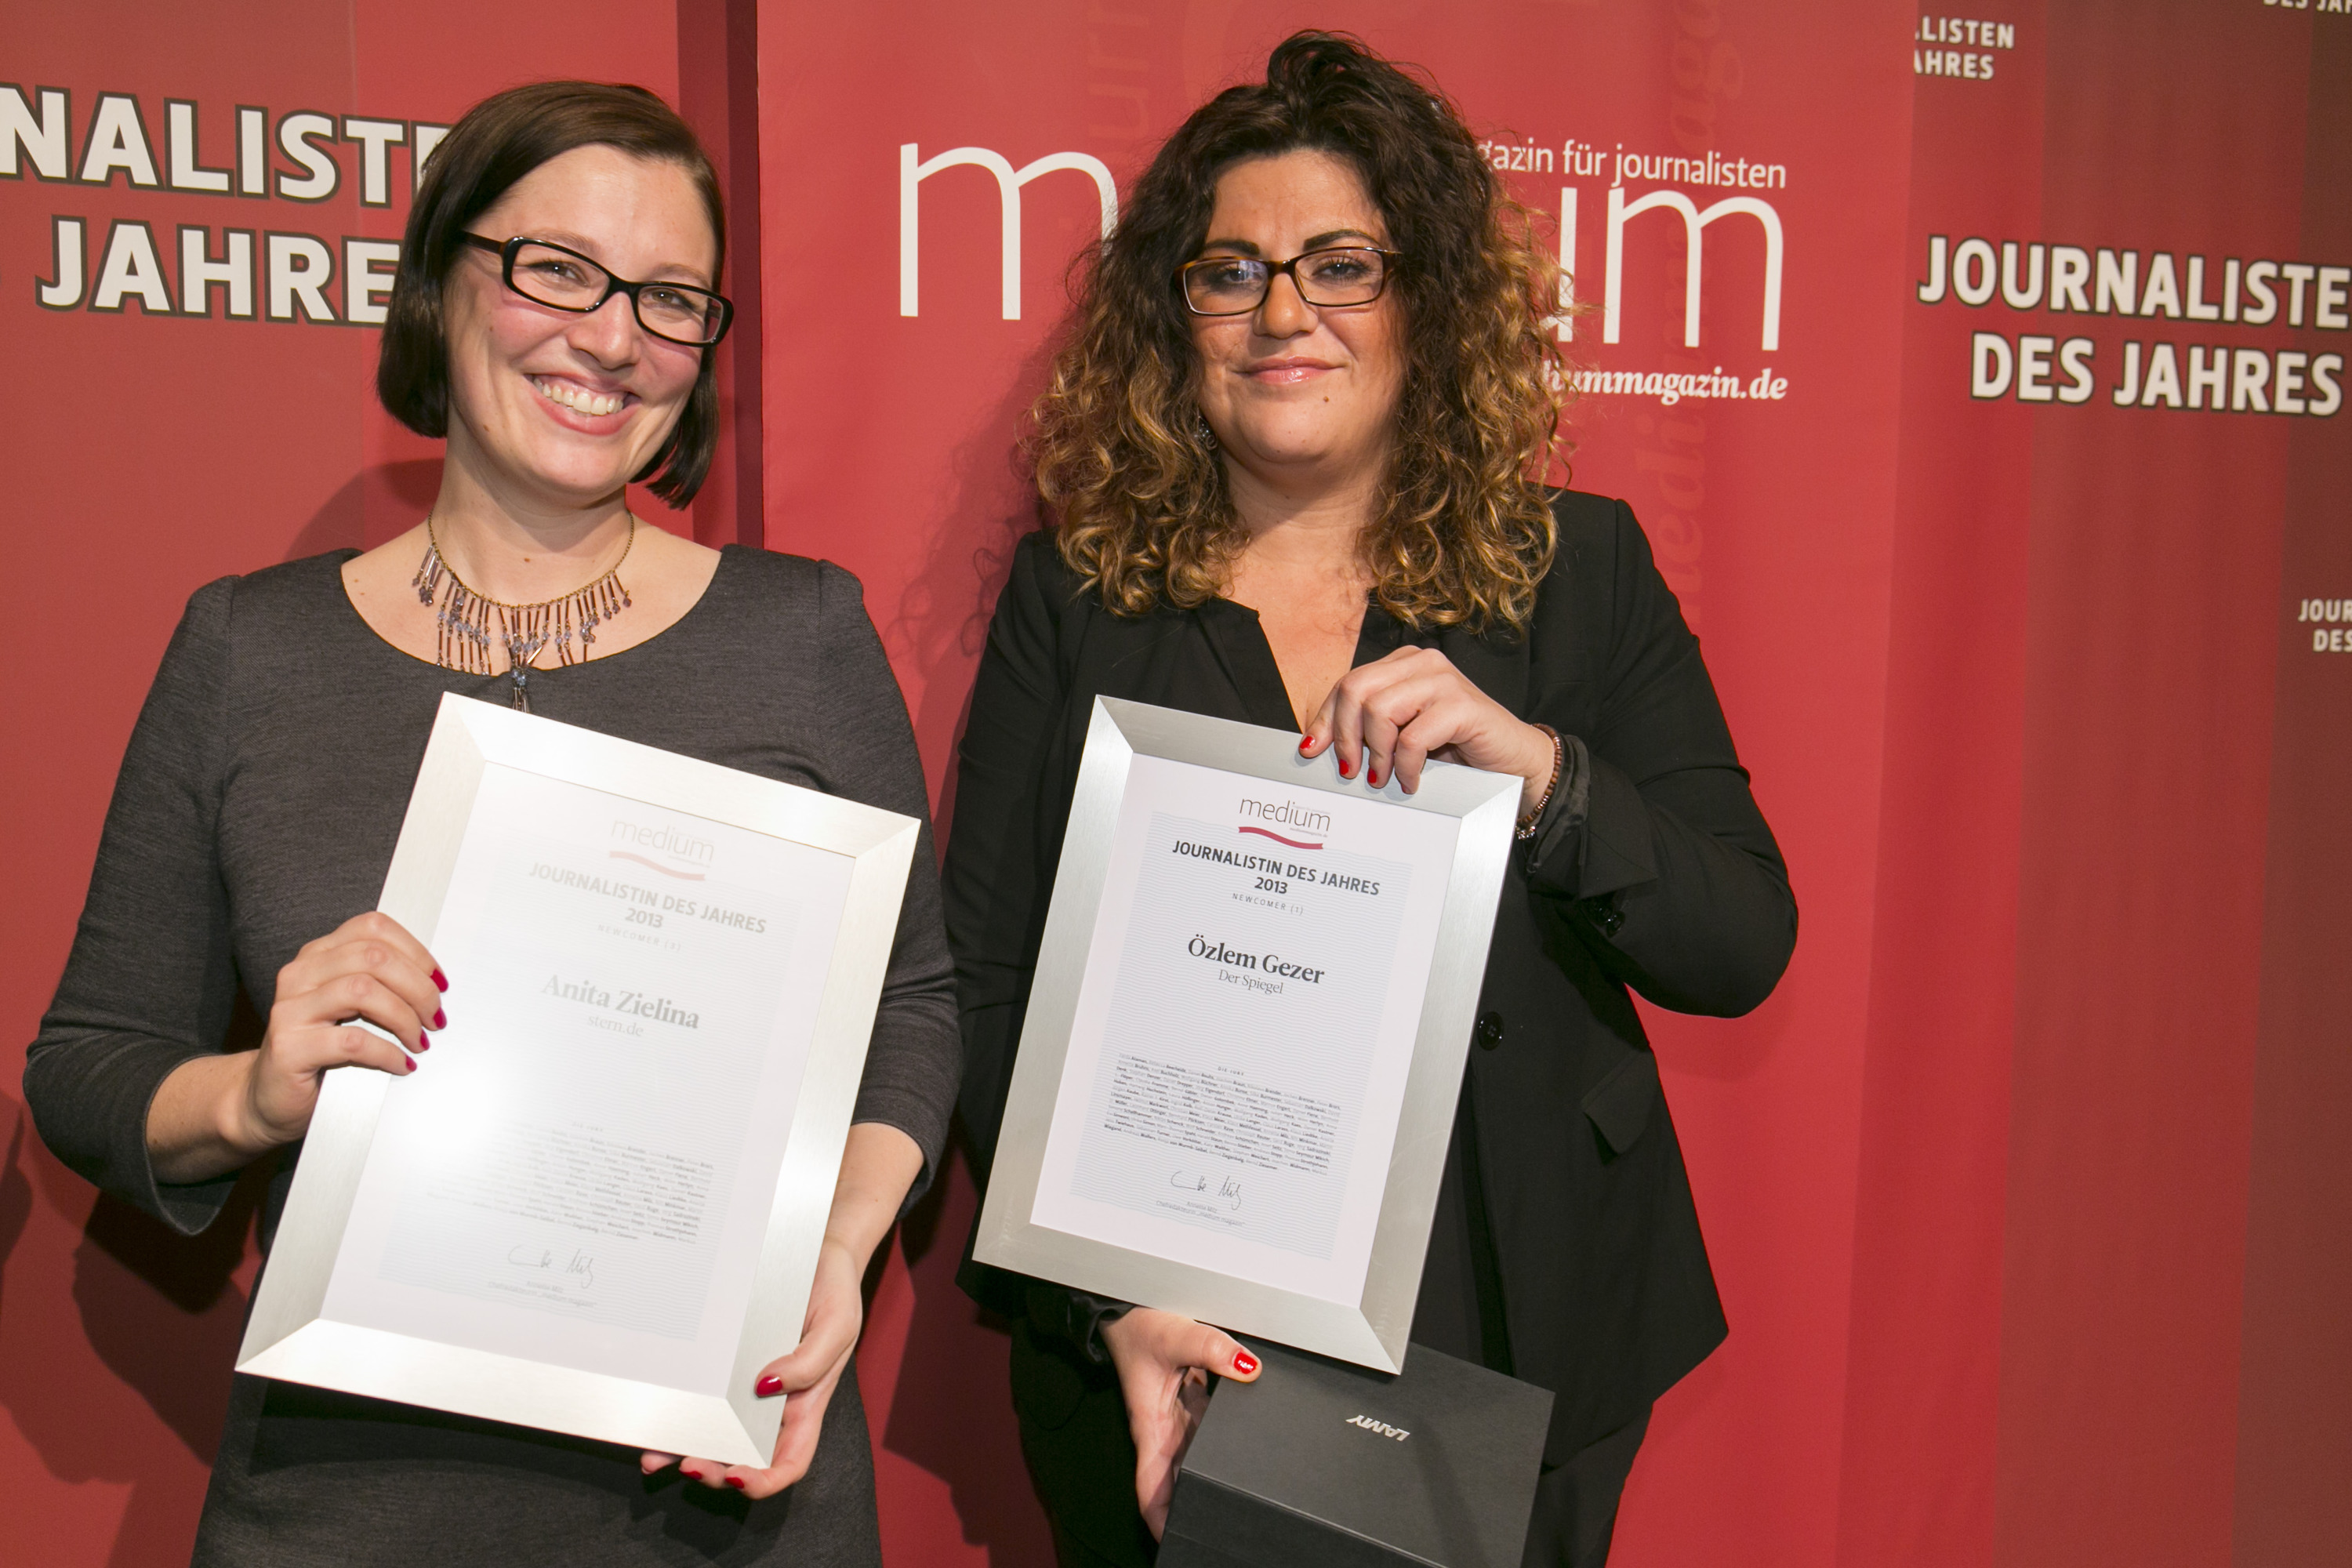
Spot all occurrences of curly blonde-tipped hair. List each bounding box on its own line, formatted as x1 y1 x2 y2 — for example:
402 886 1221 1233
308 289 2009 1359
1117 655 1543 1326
1032 31 1566 634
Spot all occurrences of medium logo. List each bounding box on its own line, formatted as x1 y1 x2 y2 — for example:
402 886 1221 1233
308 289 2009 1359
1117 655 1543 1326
1236 796 1329 850
608 818 714 880
1605 185 1784 351
1344 1414 1410 1442
898 141 1116 321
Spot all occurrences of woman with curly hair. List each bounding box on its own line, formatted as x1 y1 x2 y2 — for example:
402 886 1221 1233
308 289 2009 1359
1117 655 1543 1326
948 32 1795 1568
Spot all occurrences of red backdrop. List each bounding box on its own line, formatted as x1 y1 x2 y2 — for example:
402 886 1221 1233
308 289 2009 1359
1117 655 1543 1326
3 2 2346 1564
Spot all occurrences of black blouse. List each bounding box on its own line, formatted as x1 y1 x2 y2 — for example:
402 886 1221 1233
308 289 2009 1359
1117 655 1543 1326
948 492 1796 1461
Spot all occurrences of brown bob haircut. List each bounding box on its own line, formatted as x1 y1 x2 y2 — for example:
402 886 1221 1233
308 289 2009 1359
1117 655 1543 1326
1033 32 1565 634
375 81 726 506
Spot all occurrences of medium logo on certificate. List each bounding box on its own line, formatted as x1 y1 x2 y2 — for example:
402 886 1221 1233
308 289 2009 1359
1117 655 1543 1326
1030 753 1458 1308
318 762 852 1392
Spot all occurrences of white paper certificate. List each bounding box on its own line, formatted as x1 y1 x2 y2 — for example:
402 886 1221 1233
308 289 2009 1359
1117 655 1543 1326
238 695 919 1464
319 763 849 1390
1029 755 1458 1308
975 698 1518 1372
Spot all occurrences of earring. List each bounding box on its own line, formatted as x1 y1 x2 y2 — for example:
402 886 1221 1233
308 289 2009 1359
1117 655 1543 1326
1192 410 1218 450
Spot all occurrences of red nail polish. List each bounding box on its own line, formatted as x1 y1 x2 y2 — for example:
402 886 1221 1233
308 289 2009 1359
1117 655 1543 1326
404 1055 419 1073
1337 757 1354 779
1367 770 1381 788
433 967 448 993
681 1468 700 1482
432 1008 447 1030
412 1037 430 1052
755 1374 783 1397
726 1476 747 1492
1232 1350 1259 1375
1298 736 1313 754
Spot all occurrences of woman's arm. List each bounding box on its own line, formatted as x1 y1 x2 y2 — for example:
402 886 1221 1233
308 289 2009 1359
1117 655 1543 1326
808 559 963 1200
1522 499 1797 1016
20 579 421 1225
26 578 443 1200
147 909 442 1182
24 580 245 1228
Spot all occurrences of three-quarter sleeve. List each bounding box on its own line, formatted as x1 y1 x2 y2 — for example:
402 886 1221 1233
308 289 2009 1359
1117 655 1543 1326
24 578 245 1235
1523 501 1798 1017
811 561 962 1207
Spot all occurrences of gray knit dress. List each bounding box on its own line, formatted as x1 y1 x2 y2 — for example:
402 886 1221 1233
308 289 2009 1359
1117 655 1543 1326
24 548 960 1566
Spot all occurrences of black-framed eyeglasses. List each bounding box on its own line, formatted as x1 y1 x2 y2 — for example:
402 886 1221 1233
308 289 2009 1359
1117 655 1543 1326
1178 246 1403 316
461 234 734 347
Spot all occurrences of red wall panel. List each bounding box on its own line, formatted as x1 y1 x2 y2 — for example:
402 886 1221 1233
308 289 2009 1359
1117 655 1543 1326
5 3 2346 1564
2232 26 2352 1558
0 5 682 1561
1991 8 2303 1563
1835 5 2047 1562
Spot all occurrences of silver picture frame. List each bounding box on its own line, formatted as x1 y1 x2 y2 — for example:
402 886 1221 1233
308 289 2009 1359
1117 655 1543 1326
235 693 920 1465
973 696 1518 1372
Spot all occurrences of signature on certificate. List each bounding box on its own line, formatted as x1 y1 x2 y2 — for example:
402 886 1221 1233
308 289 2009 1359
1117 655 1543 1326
1169 1171 1245 1210
506 1244 597 1290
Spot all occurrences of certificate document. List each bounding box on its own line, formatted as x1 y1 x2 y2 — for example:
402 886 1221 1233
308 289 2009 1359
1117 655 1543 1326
1031 756 1458 1308
975 699 1517 1371
239 695 918 1465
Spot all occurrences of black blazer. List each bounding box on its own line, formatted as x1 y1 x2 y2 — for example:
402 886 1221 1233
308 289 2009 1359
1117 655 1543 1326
946 491 1796 1461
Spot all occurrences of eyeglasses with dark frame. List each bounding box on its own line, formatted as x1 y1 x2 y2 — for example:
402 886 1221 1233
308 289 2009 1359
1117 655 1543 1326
460 234 734 347
1178 246 1404 317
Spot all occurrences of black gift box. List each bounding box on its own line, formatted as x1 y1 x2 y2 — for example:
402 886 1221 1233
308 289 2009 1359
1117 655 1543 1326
1159 1340 1553 1568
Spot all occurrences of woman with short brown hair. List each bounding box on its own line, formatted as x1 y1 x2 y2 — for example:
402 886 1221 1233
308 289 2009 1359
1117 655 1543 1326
949 33 1796 1568
26 80 956 1565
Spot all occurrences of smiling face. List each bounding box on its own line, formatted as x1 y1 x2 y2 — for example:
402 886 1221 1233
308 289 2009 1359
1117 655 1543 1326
1189 148 1406 493
441 143 716 511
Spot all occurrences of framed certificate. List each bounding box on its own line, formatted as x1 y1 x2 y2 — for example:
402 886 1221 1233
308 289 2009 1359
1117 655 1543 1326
973 697 1518 1371
236 693 919 1465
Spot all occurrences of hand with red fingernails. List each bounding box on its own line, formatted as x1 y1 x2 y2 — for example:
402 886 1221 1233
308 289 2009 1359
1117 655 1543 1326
144 910 448 1184
637 1122 924 1499
1098 1308 1265 1539
1297 644 1561 815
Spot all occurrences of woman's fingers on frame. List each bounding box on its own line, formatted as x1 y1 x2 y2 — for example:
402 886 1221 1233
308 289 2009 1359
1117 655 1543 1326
683 1307 857 1501
323 911 442 990
1388 732 1434 794
327 1022 419 1077
1322 685 1367 779
756 1287 858 1397
1299 692 1341 758
750 1390 831 1495
667 1454 727 1490
1355 674 1439 789
746 1338 826 1403
1324 659 1410 777
270 975 425 1072
290 944 445 1042
314 971 428 1054
1359 707 1403 789
1393 706 1470 794
708 1361 844 1499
